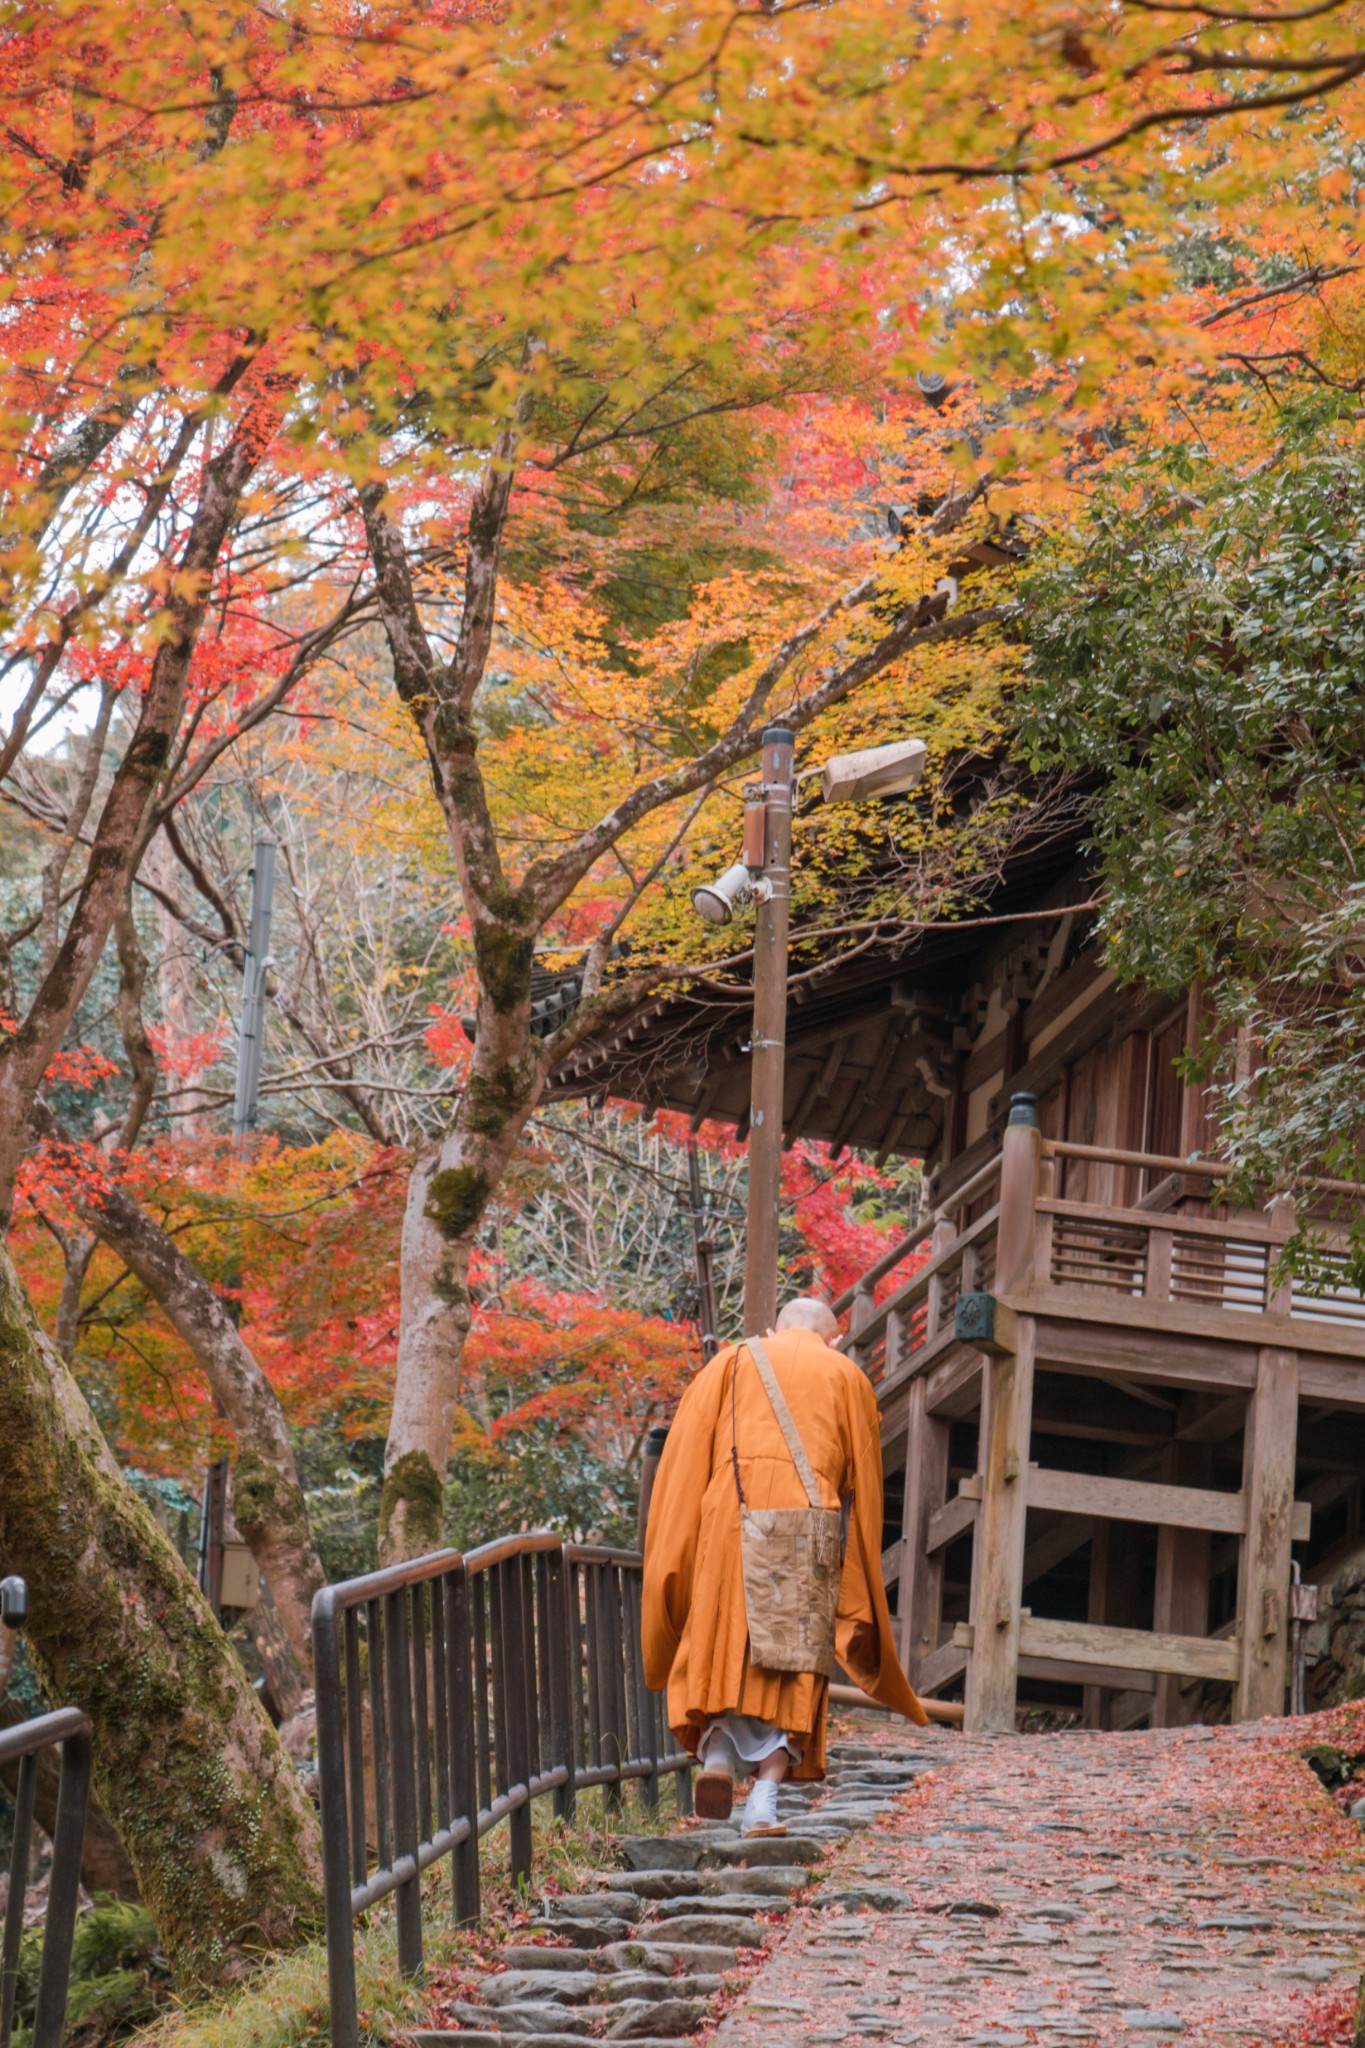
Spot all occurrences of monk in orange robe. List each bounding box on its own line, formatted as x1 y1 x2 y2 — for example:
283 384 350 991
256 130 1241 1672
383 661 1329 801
642 1297 925 1834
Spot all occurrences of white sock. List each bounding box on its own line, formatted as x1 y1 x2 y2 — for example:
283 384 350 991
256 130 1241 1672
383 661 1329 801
742 1778 780 1833
702 1726 738 1775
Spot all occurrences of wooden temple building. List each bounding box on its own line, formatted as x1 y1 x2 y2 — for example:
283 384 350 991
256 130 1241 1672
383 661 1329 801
551 809 1365 1733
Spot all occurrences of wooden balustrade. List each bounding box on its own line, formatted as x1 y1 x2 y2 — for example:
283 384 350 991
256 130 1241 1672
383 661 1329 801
1032 1185 1365 1331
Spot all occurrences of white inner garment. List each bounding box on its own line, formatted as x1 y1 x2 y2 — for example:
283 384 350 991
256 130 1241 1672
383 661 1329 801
703 1712 805 1766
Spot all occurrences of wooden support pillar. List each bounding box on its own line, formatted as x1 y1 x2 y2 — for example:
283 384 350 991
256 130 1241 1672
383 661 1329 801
964 1093 1041 1734
1152 1445 1211 1728
898 1374 950 1687
1081 1520 1145 1727
964 1317 1035 1733
1235 1345 1299 1721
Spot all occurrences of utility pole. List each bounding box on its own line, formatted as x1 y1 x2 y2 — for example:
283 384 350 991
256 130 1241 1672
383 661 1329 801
691 727 924 1337
687 1137 721 1361
232 836 276 1143
742 726 794 1336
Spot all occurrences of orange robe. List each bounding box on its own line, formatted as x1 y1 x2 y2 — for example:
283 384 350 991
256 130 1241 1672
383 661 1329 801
642 1327 926 1779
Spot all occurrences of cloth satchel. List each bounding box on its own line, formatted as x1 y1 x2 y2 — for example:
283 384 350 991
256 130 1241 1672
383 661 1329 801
730 1336 844 1676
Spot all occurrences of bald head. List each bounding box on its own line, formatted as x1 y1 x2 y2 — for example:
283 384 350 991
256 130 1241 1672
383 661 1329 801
774 1297 840 1342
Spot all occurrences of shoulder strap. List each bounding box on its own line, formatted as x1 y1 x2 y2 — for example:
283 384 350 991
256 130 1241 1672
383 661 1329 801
744 1335 824 1511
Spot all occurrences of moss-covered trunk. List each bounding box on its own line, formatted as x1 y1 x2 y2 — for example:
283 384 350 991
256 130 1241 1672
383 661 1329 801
381 994 542 1565
0 1247 323 1988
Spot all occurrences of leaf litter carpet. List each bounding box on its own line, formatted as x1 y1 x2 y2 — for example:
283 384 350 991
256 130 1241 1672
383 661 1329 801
425 1712 1364 2048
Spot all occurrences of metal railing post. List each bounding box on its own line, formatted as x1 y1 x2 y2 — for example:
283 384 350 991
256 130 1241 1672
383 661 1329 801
0 1752 36 2048
312 1595 361 2048
447 1565 481 1926
384 1587 423 1978
30 1722 91 2048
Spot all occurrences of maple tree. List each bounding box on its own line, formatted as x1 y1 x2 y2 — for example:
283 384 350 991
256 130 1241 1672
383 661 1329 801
4 0 1365 1982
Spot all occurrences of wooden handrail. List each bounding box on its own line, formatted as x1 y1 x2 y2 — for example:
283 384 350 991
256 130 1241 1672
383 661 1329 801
1036 1196 1323 1247
833 1151 1004 1319
830 1211 934 1316
1044 1139 1365 1204
849 1203 1001 1352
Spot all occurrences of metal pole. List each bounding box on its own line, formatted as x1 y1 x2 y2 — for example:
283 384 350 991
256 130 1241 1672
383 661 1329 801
742 726 793 1337
312 1594 362 2048
686 1139 721 1360
232 835 277 1142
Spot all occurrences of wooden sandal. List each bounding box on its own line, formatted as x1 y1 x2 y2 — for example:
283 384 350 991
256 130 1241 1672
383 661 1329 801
694 1767 735 1820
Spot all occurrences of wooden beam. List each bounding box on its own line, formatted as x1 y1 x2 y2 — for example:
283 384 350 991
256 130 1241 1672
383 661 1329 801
918 1638 969 1696
1030 1310 1259 1394
1083 1519 1144 1725
1021 1511 1095 1590
1148 1442 1213 1728
1023 1464 1311 1542
1110 1689 1156 1732
1018 1615 1240 1683
925 1346 984 1420
926 1486 978 1555
1176 1392 1247 1444
1017 1285 1365 1371
1235 1346 1300 1721
1019 1654 1156 1695
964 1315 1036 1732
897 1376 951 1687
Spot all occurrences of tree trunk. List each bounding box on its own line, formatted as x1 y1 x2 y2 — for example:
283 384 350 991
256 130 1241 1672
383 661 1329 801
0 1247 323 1987
39 1124 323 1681
0 1695 141 1900
52 1228 94 1363
224 1484 307 1726
380 998 542 1565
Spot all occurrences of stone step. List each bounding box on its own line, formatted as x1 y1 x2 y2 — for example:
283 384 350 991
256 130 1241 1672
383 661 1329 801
596 1972 725 2003
411 2023 593 2039
595 1940 740 1976
588 1865 806 1901
704 1836 823 1868
651 1894 791 1923
545 1893 643 1921
525 1917 635 1949
646 1911 769 1944
620 1838 706 1872
439 2006 595 2038
412 2035 696 2048
588 1871 703 1901
603 1996 710 2038
485 1969 599 2006
496 1946 611 1973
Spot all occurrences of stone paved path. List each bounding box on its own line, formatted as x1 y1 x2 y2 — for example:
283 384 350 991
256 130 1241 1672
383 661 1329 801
423 1717 1364 2048
719 1722 1363 2048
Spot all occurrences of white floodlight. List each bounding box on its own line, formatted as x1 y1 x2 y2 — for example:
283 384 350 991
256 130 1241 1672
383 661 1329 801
691 862 754 926
818 738 927 806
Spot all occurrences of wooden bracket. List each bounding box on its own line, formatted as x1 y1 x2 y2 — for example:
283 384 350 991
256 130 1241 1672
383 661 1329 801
955 1291 1018 1354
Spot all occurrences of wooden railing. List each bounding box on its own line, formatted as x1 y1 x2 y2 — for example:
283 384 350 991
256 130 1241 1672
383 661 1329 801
844 1152 1002 1387
843 1134 1365 1390
1036 1141 1365 1333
